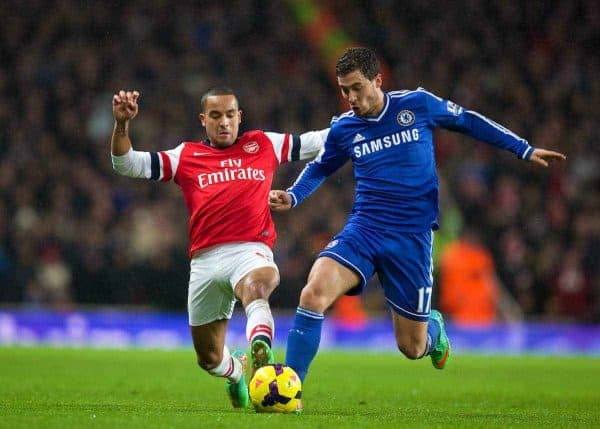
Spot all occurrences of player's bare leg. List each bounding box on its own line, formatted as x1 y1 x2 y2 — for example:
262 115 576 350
286 257 360 413
190 320 249 408
391 312 429 358
298 257 360 314
391 310 450 368
235 267 279 376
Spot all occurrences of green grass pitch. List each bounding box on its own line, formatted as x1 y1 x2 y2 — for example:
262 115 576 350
1 347 599 428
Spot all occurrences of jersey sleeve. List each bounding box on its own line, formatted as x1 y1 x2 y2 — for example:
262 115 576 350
265 129 329 164
286 131 348 207
418 88 534 160
111 143 184 181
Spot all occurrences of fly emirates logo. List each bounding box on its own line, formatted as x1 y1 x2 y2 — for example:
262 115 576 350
198 158 266 189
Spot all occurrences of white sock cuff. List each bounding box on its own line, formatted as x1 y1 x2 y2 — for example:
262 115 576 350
244 298 270 315
245 299 274 343
297 306 324 319
207 346 233 377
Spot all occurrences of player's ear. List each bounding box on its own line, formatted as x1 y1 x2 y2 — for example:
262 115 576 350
238 109 243 123
198 113 206 127
374 73 383 89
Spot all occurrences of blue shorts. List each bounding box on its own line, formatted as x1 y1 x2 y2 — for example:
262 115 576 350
319 223 434 322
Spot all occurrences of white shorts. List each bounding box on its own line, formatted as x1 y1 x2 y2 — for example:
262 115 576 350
188 242 278 326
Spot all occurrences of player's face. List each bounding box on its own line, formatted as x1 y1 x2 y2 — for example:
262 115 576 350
337 70 384 117
199 95 242 148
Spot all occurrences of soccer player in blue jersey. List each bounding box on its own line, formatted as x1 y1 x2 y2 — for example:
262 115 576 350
269 47 566 409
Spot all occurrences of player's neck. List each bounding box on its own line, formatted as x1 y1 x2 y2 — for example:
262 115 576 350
375 91 386 114
205 139 237 149
366 91 386 117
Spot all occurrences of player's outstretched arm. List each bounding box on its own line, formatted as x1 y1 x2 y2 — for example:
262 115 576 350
111 90 140 156
269 190 292 211
528 148 566 167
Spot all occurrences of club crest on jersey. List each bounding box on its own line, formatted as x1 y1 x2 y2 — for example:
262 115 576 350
325 239 339 249
243 141 259 153
397 110 415 126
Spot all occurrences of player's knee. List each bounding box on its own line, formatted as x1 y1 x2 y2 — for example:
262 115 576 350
246 280 277 300
299 283 330 313
238 272 279 304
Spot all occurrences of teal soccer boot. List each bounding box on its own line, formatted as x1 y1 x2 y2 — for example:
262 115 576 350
429 310 451 369
226 350 249 408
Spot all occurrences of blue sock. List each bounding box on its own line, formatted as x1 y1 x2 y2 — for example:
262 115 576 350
285 306 324 383
425 314 441 356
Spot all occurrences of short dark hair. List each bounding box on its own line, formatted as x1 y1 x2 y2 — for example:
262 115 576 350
200 86 239 112
335 47 380 80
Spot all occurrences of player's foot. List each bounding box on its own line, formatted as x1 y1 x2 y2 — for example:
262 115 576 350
429 310 451 370
250 339 274 377
226 351 249 408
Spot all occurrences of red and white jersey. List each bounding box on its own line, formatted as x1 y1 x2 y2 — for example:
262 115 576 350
113 129 327 257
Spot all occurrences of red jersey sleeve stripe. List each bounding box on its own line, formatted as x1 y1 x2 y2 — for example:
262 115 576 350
159 151 173 181
280 133 290 164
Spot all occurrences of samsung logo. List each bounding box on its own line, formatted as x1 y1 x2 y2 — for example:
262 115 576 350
353 130 420 158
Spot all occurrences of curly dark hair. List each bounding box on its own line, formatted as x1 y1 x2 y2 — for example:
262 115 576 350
335 47 380 80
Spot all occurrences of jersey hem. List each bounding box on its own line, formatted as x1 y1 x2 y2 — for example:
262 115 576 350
386 298 430 321
189 239 274 259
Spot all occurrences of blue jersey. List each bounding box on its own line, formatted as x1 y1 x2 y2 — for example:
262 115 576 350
288 88 534 232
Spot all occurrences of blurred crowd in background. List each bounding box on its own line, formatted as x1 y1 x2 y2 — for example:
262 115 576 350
0 1 598 323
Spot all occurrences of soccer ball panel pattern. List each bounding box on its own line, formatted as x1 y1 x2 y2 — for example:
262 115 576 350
249 364 302 413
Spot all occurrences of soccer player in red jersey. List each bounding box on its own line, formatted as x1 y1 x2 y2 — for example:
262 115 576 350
111 88 327 409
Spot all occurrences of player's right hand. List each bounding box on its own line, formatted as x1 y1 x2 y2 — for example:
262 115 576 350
269 190 292 211
112 90 140 123
528 148 566 167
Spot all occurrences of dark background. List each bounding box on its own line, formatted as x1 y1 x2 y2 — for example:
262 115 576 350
0 1 597 322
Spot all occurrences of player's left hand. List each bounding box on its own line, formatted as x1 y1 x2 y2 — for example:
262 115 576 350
269 190 292 211
528 148 566 167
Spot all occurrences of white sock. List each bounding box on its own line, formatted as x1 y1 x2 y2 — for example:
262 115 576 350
245 299 274 346
207 346 243 383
